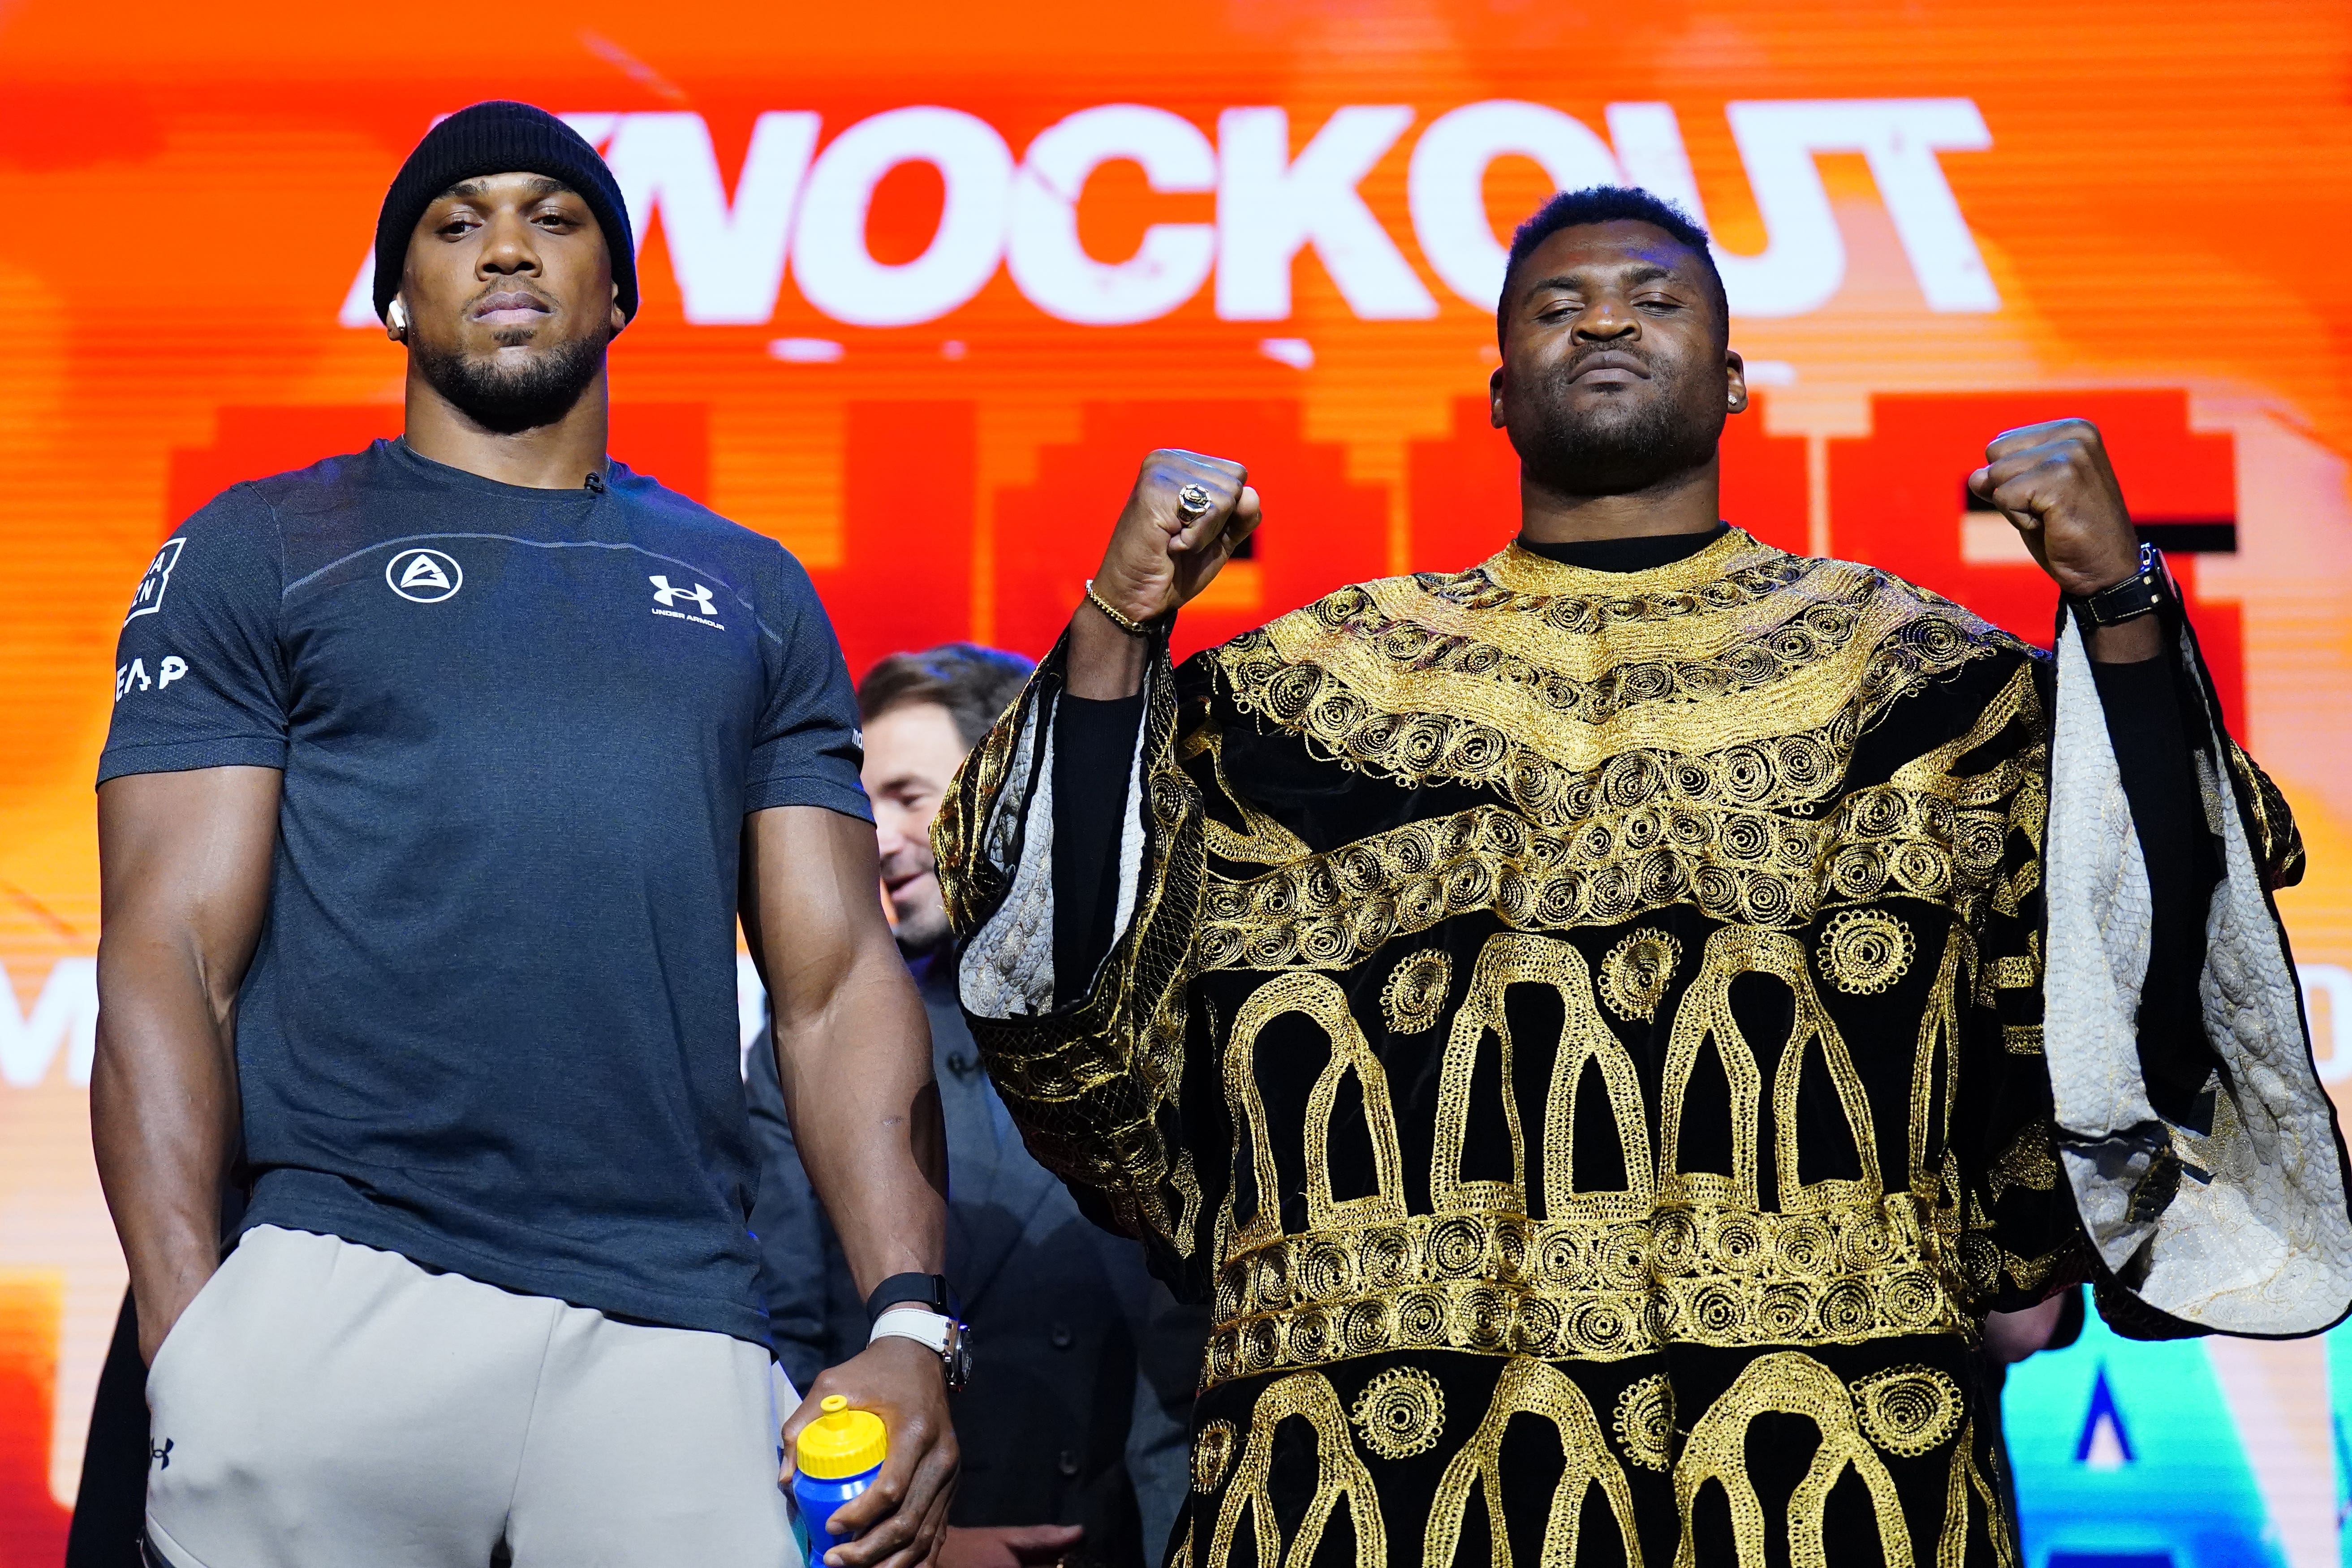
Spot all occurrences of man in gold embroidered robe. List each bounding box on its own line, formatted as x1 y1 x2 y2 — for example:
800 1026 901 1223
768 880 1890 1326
935 188 2352 1567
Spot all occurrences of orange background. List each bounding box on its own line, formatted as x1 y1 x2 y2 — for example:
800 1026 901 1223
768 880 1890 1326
5 1 2352 1558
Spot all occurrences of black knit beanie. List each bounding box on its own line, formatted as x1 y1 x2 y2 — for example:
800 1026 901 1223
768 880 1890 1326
371 101 638 325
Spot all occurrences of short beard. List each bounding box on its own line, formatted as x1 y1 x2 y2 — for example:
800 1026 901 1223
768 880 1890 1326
1510 364 1723 498
414 331 607 436
891 900 952 957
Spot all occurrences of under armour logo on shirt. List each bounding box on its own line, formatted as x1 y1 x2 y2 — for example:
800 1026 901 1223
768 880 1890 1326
648 576 717 617
150 1439 173 1470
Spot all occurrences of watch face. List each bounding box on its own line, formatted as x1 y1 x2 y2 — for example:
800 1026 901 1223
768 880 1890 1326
945 1322 973 1392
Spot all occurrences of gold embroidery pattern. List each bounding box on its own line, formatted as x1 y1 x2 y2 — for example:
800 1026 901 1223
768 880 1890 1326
1426 1357 1644 1568
1348 1366 1446 1459
1202 1199 1964 1387
1661 926 1882 1217
2003 1247 2068 1293
1187 726 1312 868
1817 909 1917 995
1987 1124 2059 1201
1601 928 1683 1021
1934 1418 2019 1568
1378 948 1451 1034
1908 929 1968 1192
1673 1351 1913 1568
1852 1366 1965 1457
1447 529 1808 620
2229 737 2307 887
1191 1420 1237 1494
1195 780 2010 972
1614 1374 1676 1471
1215 539 2015 825
1433 934 1649 1221
1209 1374 1385 1568
1222 972 1407 1258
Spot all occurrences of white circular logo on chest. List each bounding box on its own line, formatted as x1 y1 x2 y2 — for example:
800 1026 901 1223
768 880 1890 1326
386 548 463 603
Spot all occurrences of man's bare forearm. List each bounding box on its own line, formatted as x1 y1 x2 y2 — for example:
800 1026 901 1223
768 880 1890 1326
94 766 279 1361
1066 602 1150 700
92 938 239 1358
771 941 946 1295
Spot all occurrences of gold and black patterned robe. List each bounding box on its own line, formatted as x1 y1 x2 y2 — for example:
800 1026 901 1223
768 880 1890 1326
938 529 2352 1567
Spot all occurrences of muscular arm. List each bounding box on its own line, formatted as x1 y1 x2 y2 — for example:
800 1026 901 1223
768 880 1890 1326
742 805 945 1294
742 805 955 1568
92 766 280 1364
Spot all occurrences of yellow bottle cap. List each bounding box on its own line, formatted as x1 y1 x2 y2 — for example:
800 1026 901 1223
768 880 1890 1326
797 1394 887 1479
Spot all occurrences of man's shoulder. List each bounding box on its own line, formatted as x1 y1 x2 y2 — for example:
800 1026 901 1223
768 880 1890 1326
173 444 388 536
607 468 810 583
233 441 410 513
607 467 758 539
1812 552 2048 667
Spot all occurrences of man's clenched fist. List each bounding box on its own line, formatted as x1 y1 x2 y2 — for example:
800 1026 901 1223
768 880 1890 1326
1966 418 2142 599
1068 449 1261 699
1090 448 1261 626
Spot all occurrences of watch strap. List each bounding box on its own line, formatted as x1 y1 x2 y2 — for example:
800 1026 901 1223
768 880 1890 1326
869 1305 953 1353
869 1305 973 1393
2067 541 2167 628
865 1271 954 1324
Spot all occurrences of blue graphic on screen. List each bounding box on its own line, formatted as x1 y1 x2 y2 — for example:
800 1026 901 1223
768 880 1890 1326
2003 1307 2282 1568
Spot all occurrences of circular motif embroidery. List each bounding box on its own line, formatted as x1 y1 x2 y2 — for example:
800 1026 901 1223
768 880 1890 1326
1612 1374 1675 1470
1816 909 1917 995
1349 1366 1447 1459
1379 949 1452 1034
1599 929 1682 1021
1191 1419 1238 1493
1851 1365 1963 1457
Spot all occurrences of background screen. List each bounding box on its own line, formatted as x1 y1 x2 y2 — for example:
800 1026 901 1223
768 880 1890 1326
4 3 2352 1564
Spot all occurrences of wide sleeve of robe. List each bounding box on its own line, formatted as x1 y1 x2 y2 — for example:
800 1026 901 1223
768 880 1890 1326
2016 595 2350 1336
935 626 1219 1290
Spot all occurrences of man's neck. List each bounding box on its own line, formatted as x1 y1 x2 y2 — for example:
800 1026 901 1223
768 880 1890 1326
401 371 612 491
1517 455 1722 545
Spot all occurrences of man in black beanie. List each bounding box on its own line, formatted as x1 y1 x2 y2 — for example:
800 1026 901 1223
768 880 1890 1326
92 101 961 1568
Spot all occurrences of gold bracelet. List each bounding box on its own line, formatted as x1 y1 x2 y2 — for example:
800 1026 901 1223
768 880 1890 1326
1083 579 1156 637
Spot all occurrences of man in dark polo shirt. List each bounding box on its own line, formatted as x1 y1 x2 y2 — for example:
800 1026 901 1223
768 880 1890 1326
93 102 958 1568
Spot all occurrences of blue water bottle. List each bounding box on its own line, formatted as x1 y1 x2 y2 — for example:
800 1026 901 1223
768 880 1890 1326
792 1394 886 1566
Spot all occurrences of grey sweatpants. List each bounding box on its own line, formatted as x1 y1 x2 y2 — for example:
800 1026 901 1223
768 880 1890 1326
143 1225 801 1568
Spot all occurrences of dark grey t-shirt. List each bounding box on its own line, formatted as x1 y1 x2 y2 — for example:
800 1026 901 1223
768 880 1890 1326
100 438 868 1344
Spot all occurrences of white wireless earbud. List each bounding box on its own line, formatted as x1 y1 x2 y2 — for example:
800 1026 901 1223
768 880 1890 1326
387 297 410 337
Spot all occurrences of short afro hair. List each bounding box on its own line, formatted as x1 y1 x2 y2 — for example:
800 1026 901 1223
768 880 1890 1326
858 642 1036 750
1499 185 1727 347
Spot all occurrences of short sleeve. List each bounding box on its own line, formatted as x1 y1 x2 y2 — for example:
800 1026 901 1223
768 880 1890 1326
745 544 870 821
98 485 289 786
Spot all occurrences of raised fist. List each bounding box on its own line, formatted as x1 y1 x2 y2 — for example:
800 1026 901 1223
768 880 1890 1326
1086 448 1262 629
1967 418 2142 599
